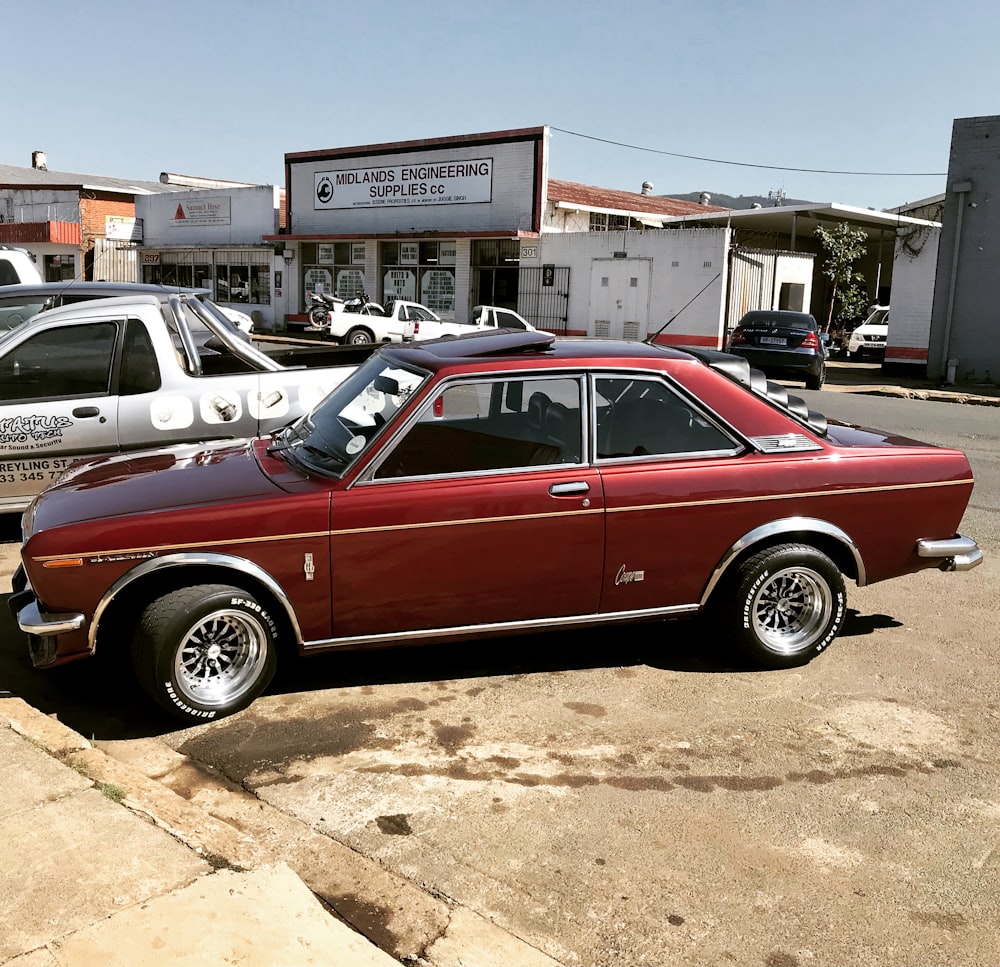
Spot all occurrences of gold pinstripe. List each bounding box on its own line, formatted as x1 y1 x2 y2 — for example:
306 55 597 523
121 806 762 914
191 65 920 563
32 476 970 565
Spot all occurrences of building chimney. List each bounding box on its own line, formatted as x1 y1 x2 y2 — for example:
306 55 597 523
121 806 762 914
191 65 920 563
640 181 654 195
32 151 48 171
699 192 711 206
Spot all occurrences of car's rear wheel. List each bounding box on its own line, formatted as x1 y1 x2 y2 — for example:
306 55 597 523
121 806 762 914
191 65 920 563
805 365 825 391
720 544 846 669
345 326 374 345
132 584 278 722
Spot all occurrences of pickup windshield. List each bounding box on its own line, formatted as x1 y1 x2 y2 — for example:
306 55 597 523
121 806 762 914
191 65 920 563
272 353 429 477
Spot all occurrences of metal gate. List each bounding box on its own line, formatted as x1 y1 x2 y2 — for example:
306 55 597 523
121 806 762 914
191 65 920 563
518 266 570 334
92 238 140 282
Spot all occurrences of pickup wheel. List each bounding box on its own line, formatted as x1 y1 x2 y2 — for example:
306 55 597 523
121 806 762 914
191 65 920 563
719 544 846 669
132 584 278 722
344 326 375 345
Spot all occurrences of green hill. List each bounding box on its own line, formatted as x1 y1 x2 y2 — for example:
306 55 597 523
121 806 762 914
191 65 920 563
666 191 816 209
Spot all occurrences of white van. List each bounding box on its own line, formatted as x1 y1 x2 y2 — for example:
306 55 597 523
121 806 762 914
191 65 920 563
847 305 889 360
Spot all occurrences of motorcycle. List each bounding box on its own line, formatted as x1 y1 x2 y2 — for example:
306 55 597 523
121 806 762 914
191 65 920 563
305 289 384 333
305 290 345 330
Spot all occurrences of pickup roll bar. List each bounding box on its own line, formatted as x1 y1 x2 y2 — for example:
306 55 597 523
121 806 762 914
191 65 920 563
167 295 203 376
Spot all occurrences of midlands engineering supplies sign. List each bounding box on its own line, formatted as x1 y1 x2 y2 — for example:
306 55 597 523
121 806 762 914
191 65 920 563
314 158 493 210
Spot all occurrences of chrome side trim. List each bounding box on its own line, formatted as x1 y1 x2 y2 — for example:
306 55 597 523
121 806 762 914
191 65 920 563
17 600 85 637
89 553 304 651
699 517 866 605
302 602 700 652
916 535 984 571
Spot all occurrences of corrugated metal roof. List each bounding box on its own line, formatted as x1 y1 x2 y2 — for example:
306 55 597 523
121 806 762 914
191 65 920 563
0 163 191 195
547 179 730 216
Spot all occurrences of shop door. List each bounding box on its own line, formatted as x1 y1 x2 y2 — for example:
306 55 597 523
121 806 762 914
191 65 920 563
475 266 519 310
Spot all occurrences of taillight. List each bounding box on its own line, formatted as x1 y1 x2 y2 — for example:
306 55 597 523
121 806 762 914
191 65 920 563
412 322 420 334
729 327 746 345
801 331 820 350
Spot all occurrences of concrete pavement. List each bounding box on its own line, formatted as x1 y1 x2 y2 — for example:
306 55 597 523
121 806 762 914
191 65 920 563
0 696 561 966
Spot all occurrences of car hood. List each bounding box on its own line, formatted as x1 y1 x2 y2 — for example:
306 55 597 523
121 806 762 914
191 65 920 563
25 440 279 534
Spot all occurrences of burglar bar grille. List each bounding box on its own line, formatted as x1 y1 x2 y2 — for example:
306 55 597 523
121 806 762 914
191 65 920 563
518 266 570 334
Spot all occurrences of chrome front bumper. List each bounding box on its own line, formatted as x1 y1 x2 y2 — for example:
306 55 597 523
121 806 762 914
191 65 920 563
17 599 86 637
916 535 984 572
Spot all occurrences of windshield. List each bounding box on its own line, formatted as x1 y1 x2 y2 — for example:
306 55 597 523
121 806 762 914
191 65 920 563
0 302 47 338
271 354 429 477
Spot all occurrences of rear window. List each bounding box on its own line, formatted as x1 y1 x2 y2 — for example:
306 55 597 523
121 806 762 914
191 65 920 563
740 311 817 332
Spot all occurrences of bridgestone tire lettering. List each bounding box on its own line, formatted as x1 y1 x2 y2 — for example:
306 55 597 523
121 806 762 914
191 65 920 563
718 543 847 670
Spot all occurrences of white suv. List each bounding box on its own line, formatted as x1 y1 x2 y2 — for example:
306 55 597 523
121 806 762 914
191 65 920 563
847 306 889 360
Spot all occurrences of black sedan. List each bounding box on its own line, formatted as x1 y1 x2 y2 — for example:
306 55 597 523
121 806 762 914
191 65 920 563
726 310 827 390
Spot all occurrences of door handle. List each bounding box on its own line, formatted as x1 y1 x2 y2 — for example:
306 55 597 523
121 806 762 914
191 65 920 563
549 481 590 496
72 406 100 418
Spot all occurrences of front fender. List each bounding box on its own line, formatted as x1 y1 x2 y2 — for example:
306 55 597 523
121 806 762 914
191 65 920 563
89 552 304 651
699 516 866 607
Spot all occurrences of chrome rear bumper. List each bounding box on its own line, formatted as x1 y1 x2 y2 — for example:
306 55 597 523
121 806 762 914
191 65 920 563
916 535 983 572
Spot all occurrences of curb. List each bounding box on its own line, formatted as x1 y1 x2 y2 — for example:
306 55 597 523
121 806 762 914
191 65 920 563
833 384 1000 405
0 697 562 967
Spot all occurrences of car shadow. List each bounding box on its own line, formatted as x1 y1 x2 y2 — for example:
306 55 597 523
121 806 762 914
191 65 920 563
0 597 901 743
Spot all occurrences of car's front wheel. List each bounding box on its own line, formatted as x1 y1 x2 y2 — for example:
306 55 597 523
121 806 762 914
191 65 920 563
132 584 278 722
719 544 846 669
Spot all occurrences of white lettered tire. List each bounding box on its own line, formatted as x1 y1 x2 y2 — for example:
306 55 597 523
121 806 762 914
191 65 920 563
722 544 847 668
132 584 278 722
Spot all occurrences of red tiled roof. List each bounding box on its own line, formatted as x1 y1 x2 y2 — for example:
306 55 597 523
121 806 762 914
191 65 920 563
547 179 729 216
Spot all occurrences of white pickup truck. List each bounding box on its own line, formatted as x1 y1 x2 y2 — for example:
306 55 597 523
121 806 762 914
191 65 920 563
0 291 365 512
307 298 537 345
395 304 538 341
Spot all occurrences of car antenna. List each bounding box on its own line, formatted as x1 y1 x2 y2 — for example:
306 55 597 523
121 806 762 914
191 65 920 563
644 271 721 345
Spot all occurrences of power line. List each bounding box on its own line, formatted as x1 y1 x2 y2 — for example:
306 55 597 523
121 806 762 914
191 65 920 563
549 126 946 178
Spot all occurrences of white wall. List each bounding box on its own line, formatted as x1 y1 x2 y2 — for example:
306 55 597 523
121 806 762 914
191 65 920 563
887 227 939 369
527 228 730 344
137 185 281 247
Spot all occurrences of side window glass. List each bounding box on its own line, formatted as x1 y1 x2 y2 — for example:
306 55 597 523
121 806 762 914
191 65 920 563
0 322 117 403
596 377 735 459
497 311 526 330
120 318 161 395
375 376 582 479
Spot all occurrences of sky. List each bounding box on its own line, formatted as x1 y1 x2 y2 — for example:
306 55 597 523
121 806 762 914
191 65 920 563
6 0 999 211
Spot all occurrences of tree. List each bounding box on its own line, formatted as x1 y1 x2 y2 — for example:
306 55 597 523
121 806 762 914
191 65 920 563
813 222 868 332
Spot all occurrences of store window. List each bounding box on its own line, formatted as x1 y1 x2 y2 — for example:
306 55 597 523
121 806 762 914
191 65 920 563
44 254 76 282
141 250 271 305
380 240 455 317
302 242 367 306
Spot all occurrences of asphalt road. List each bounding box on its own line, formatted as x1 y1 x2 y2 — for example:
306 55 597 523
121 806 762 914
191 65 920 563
2 376 998 966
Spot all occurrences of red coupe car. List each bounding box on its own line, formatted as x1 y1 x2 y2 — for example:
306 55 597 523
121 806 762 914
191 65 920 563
12 330 982 722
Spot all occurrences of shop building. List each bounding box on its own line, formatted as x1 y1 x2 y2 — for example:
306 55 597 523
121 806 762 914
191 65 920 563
0 151 184 283
271 126 772 346
135 182 285 329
